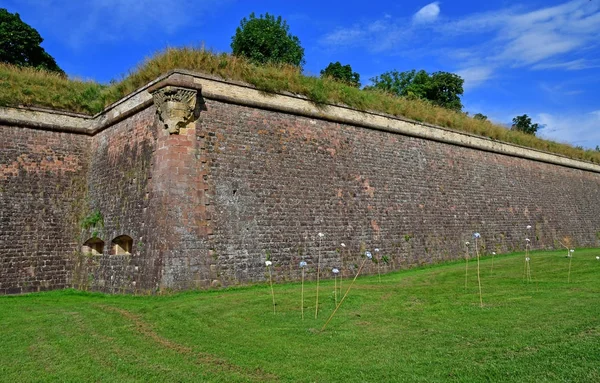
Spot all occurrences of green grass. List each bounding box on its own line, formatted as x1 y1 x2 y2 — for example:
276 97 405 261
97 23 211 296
2 47 600 164
1 248 599 382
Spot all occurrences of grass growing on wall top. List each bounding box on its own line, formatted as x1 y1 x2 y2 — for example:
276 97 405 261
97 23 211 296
2 47 600 164
1 248 599 382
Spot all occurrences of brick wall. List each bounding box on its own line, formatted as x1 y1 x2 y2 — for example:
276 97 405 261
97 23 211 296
0 125 89 294
80 107 158 293
2 81 600 294
189 100 600 286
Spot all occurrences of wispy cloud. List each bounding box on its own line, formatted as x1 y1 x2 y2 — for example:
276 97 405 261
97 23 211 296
456 66 494 90
532 59 600 71
320 0 600 88
15 0 230 49
413 2 440 24
537 110 600 149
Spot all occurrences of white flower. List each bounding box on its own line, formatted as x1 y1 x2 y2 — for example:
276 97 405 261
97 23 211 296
526 225 532 229
596 256 599 260
365 251 372 259
340 243 346 247
525 257 530 262
465 241 470 246
299 261 307 268
374 248 380 252
473 232 481 238
492 252 496 255
318 232 325 238
332 268 339 274
265 260 272 266
570 249 574 253
525 238 531 242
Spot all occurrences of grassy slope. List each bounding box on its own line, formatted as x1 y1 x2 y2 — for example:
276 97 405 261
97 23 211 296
1 249 599 382
1 48 600 164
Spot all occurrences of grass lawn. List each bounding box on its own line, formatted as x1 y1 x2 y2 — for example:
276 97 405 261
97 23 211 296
1 248 599 382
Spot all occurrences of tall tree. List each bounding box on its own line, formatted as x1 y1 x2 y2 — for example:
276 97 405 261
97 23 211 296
368 69 464 111
511 114 539 135
320 61 360 87
231 12 305 68
0 8 63 74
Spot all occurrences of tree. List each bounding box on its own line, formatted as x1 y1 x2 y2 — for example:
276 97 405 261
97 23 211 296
0 8 63 74
320 61 360 87
473 113 488 121
231 12 305 68
368 69 464 111
511 114 539 135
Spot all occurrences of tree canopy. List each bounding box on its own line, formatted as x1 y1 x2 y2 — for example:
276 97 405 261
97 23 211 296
231 12 305 68
511 114 539 135
320 61 360 87
0 8 63 74
368 69 464 111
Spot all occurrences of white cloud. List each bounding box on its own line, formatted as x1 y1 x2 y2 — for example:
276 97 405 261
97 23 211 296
456 66 494 90
413 2 441 24
537 110 600 149
15 0 229 49
320 0 600 87
532 59 600 71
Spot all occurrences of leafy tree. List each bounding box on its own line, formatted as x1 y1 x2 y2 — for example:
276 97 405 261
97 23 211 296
511 114 539 135
320 61 360 87
473 113 488 121
368 69 464 111
0 8 63 74
231 12 305 68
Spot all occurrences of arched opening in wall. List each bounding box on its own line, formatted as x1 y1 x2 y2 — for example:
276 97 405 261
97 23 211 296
111 235 133 255
82 238 104 255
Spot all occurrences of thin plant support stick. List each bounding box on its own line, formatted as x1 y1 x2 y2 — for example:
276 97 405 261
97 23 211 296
465 245 470 289
490 252 495 275
334 274 338 306
301 267 305 320
315 234 323 319
377 261 381 283
568 255 573 283
321 257 368 332
268 266 275 314
475 237 483 307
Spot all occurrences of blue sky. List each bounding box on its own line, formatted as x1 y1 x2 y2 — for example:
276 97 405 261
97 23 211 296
2 0 599 149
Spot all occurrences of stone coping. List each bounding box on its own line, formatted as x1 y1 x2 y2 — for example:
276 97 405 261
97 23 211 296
1 69 599 174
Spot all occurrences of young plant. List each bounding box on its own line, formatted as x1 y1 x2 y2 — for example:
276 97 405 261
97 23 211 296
265 260 275 314
375 248 381 283
315 232 325 319
567 249 574 283
523 238 532 283
464 241 470 289
332 268 340 306
339 243 346 292
321 250 372 331
473 233 483 307
299 261 307 320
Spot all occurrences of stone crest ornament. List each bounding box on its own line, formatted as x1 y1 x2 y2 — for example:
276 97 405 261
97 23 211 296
151 85 203 134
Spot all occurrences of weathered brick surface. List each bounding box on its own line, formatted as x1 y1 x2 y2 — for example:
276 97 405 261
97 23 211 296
79 107 159 293
191 100 600 286
2 96 600 294
0 125 89 294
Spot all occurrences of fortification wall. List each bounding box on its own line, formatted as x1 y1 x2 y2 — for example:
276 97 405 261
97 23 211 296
0 124 89 294
189 99 600 285
1 70 599 293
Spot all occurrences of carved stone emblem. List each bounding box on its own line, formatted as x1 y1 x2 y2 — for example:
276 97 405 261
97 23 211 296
151 85 202 134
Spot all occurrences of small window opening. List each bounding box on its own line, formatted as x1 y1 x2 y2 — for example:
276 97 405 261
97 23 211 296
112 235 133 255
82 238 104 255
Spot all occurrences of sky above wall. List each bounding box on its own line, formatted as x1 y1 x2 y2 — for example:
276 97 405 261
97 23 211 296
2 0 599 149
